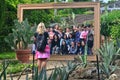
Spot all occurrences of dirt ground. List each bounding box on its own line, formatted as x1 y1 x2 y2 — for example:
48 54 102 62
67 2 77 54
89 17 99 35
6 60 120 80
7 61 67 80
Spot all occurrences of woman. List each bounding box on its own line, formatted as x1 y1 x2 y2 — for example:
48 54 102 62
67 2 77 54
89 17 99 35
48 27 55 54
65 27 71 38
69 41 77 55
48 27 55 40
86 25 94 55
76 42 82 55
60 40 68 55
51 34 60 55
80 26 88 43
34 22 50 72
75 27 80 43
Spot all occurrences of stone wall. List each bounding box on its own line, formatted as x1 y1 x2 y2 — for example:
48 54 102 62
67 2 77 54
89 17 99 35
75 14 94 24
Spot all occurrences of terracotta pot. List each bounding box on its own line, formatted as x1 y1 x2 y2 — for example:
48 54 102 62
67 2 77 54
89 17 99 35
16 49 31 63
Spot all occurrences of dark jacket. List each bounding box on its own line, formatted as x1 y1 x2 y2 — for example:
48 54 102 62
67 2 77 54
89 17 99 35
51 39 60 48
61 44 68 54
34 32 48 47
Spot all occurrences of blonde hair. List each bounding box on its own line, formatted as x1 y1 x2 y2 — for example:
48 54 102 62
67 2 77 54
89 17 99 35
36 22 46 34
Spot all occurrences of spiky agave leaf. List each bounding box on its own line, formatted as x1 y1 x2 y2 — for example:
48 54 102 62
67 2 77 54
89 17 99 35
98 41 120 78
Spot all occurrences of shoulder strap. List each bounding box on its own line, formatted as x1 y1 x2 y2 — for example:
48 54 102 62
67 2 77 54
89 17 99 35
36 33 40 41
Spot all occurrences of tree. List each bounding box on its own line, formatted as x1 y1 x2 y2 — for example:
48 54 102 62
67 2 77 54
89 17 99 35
0 0 5 29
0 0 7 52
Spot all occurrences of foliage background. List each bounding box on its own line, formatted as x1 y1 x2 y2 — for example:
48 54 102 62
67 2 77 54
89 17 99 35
101 10 120 44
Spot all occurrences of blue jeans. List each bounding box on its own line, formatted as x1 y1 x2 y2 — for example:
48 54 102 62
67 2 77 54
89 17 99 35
52 47 60 54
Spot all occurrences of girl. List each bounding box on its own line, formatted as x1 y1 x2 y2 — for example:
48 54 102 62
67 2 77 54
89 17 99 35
34 22 50 72
51 34 60 54
69 41 77 54
60 40 68 55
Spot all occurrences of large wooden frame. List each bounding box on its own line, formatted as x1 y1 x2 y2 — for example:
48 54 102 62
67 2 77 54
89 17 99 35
17 2 100 54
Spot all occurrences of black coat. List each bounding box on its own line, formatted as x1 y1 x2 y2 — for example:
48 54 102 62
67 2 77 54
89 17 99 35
51 39 60 48
34 32 49 46
61 44 68 54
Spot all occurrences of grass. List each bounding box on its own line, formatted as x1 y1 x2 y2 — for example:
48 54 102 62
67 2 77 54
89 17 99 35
0 52 16 60
0 52 30 74
0 59 33 74
7 62 29 74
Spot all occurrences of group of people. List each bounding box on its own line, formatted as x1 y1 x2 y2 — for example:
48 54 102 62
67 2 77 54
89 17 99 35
32 22 94 72
48 23 94 55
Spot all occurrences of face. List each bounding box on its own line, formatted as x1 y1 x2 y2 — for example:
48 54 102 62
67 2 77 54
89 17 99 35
84 27 87 31
69 34 72 38
66 28 70 32
50 27 53 32
62 41 65 45
87 27 91 31
59 28 62 32
77 42 81 46
46 27 49 32
64 35 67 39
73 26 78 32
76 27 79 31
81 27 84 31
79 27 82 31
72 25 76 30
54 35 58 39
71 42 75 46
55 24 59 30
39 26 42 29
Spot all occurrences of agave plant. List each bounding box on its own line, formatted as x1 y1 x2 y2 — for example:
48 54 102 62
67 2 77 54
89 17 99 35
98 41 120 79
0 60 13 80
32 61 77 80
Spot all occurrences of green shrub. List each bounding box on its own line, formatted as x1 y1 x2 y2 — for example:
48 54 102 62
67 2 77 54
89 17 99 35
0 59 31 74
0 52 15 60
7 63 28 74
110 23 120 46
101 10 120 38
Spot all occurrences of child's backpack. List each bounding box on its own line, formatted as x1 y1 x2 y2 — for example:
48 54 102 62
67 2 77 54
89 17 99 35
36 33 46 52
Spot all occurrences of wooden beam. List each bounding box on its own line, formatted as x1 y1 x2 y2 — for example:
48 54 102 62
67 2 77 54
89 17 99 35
18 2 98 10
94 2 100 51
29 55 97 61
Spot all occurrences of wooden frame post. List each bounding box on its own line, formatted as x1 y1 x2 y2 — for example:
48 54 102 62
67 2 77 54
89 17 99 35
17 2 100 53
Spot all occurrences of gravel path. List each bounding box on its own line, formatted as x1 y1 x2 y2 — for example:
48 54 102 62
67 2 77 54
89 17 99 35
6 61 68 80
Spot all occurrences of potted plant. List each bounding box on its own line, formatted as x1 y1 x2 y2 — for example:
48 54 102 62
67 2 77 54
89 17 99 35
5 19 36 63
